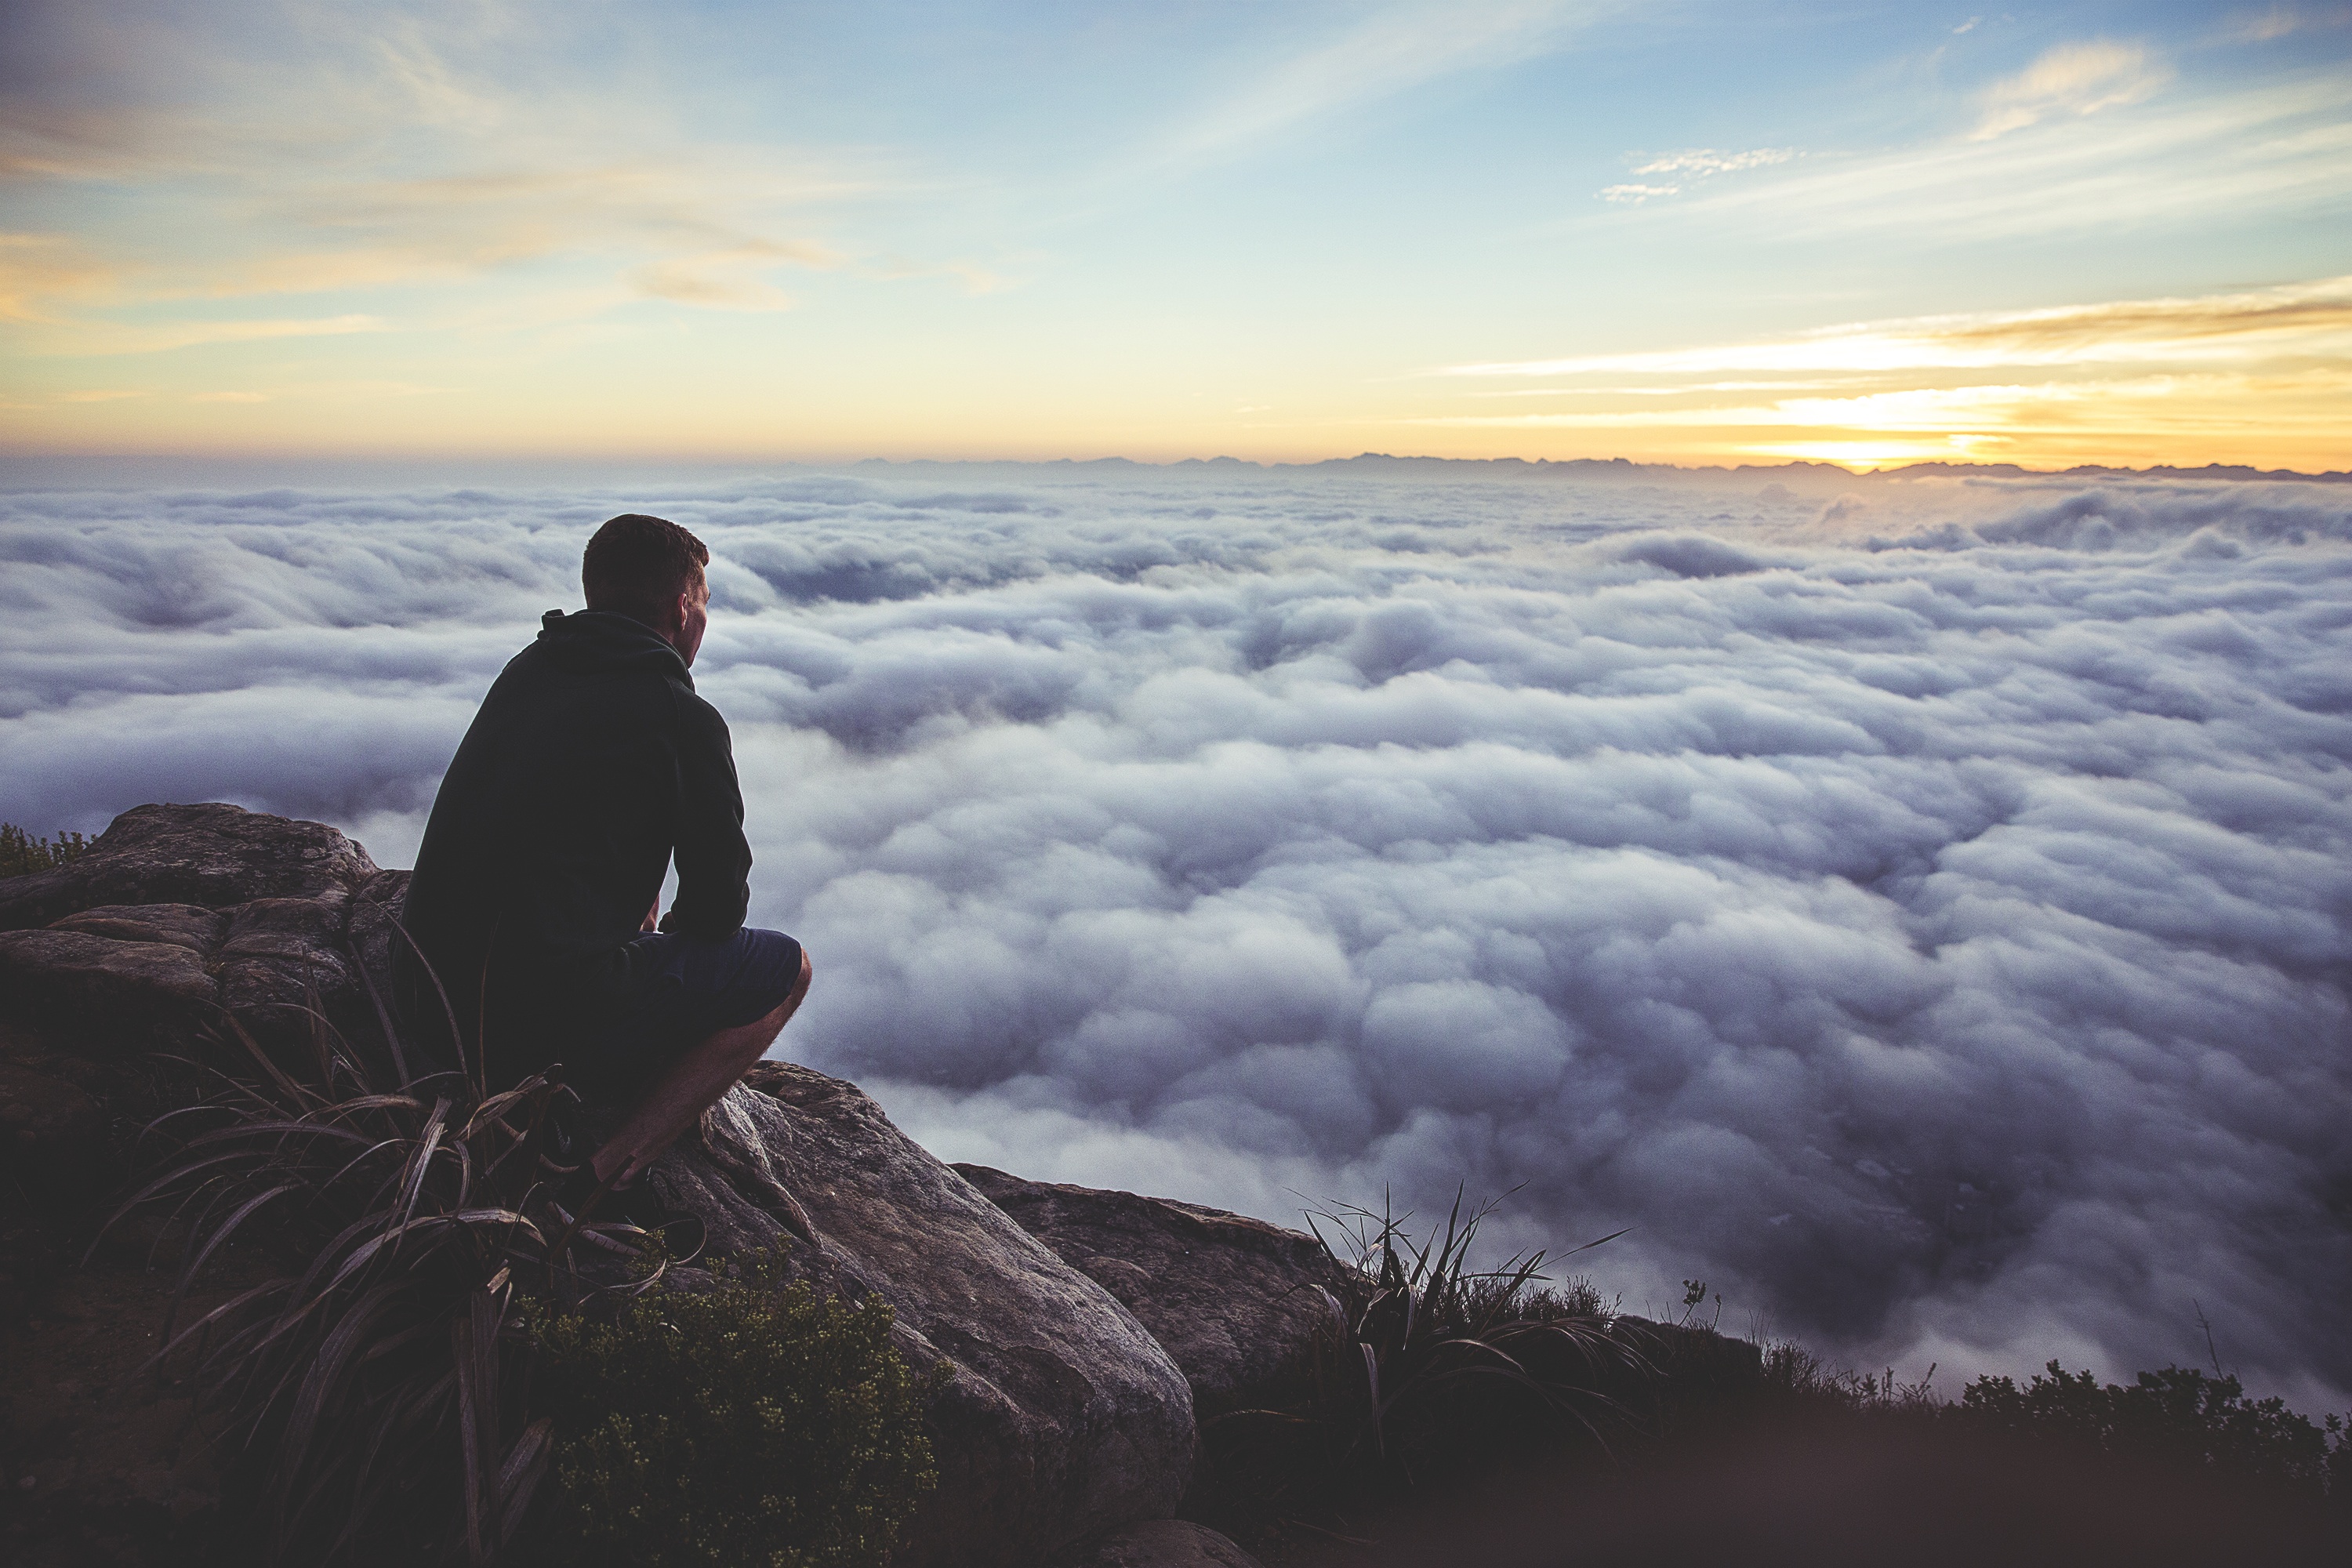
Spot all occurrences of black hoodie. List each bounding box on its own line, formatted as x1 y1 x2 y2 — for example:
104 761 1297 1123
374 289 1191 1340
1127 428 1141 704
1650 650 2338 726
394 608 753 1081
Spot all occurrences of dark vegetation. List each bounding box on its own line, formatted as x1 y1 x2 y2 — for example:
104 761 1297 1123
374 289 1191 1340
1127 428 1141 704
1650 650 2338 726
528 1255 941 1568
1189 1194 2350 1560
0 825 90 878
1188 1193 1635 1548
1766 1348 2351 1497
112 1005 567 1563
86 914 935 1567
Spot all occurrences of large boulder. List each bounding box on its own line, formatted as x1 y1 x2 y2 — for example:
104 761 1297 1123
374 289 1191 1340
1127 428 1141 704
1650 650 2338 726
0 805 401 1054
0 804 1196 1568
666 1068 1196 1566
0 803 379 933
953 1165 1352 1420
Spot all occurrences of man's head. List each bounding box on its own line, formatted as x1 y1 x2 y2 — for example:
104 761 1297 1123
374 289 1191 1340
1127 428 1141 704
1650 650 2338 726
583 513 712 666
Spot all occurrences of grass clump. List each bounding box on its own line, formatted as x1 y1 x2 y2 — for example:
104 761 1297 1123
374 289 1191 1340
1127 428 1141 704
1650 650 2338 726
116 1006 581 1564
0 822 92 877
104 913 684 1565
528 1250 942 1568
1194 1192 1626 1541
1295 1191 1624 1478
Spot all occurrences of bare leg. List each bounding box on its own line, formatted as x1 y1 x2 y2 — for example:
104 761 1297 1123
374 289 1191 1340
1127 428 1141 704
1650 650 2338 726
592 946 811 1186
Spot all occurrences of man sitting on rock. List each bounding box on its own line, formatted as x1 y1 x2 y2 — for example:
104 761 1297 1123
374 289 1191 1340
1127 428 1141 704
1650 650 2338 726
396 512 810 1244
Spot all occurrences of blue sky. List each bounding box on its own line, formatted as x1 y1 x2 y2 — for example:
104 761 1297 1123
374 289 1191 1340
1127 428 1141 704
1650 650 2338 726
5 0 2347 465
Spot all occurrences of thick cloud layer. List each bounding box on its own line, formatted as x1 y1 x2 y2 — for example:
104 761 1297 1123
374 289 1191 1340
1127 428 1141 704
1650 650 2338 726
5 464 2349 1408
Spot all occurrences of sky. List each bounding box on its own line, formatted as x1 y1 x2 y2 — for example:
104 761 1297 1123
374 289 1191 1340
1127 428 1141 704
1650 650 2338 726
5 463 2349 1408
4 0 2349 469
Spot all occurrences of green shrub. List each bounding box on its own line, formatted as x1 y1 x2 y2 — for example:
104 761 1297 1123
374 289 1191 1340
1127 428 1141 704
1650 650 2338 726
0 822 91 877
529 1254 944 1568
1954 1361 2348 1496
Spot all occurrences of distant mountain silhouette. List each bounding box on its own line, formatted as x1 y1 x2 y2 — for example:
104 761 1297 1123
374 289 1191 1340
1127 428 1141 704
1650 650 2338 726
851 453 2350 483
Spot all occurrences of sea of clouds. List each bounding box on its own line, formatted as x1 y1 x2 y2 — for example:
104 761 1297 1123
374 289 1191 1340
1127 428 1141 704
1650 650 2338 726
4 460 2349 1408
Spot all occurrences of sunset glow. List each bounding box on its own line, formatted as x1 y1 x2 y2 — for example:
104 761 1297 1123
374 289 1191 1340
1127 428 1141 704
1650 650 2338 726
4 2 2348 470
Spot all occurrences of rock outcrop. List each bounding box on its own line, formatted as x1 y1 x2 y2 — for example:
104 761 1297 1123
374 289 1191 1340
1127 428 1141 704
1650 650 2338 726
0 804 404 1055
953 1165 1351 1419
0 803 383 933
0 803 1194 1568
659 1069 1196 1566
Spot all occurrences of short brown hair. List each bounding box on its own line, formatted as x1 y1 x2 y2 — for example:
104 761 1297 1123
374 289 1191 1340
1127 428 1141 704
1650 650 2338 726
583 513 709 623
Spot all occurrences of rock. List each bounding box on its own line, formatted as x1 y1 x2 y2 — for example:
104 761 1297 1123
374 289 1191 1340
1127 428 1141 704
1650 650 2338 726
1048 1519 1264 1568
0 929 217 1047
953 1165 1351 1418
0 803 377 933
0 808 399 1054
0 805 1203 1566
214 896 359 1026
657 1063 1197 1568
49 906 224 953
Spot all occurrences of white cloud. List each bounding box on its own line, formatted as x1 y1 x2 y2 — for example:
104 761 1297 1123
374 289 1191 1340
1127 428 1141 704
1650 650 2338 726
1439 275 2352 378
1599 183 1679 204
1599 147 1793 205
2221 5 2350 43
1632 147 1795 176
1662 71 2350 242
1971 39 2173 141
5 464 2350 1412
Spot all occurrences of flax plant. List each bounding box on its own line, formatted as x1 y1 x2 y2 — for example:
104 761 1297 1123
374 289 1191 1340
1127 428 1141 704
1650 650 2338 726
1298 1189 1628 1471
100 946 652 1566
1194 1190 1632 1544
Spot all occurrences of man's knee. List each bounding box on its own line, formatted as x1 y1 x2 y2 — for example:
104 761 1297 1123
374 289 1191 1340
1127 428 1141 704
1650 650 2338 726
753 951 810 1035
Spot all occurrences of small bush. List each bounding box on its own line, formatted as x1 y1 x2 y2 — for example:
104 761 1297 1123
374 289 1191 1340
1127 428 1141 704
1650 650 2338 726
0 822 91 877
1954 1361 2349 1497
529 1253 943 1568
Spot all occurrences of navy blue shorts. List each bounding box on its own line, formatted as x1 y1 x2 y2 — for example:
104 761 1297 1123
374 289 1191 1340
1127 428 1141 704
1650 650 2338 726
564 926 804 1104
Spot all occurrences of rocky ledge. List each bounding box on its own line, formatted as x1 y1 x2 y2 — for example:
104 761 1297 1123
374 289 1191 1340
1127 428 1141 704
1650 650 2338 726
3 804 1389 1568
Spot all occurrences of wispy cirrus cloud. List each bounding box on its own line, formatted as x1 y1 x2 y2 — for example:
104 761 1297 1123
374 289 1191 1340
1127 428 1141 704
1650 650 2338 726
0 0 947 361
1444 277 2352 379
1598 182 1680 205
1598 147 1793 203
2222 5 2352 43
1632 147 1794 176
52 313 392 357
1971 39 2172 141
1621 66 2350 244
1425 278 2352 469
1160 0 1613 168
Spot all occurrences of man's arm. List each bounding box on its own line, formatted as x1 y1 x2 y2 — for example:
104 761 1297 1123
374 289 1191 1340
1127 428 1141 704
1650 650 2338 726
660 695 753 939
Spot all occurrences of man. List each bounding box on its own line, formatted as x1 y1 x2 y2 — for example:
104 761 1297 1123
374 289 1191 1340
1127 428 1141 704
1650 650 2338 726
395 513 809 1237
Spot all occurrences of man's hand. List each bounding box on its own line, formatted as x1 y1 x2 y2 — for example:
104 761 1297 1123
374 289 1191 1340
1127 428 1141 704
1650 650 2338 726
642 898 659 933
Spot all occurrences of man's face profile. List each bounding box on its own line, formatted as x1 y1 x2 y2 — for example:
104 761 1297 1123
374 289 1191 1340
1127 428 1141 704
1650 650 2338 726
673 578 711 666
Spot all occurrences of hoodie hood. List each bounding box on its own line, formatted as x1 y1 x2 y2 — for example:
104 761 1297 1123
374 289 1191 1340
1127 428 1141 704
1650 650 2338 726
534 608 694 688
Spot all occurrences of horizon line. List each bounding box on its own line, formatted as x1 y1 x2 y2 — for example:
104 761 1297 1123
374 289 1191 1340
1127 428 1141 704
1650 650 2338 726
3 449 2347 485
